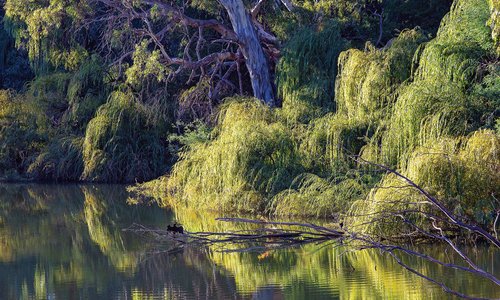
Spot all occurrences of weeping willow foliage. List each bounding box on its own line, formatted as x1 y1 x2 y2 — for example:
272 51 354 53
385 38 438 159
27 136 84 181
26 57 108 132
0 90 48 179
272 118 379 217
177 79 215 122
137 97 375 217
81 91 168 183
490 0 500 55
282 28 427 197
83 186 139 272
164 98 302 212
297 29 427 172
381 0 495 166
4 0 90 73
0 75 72 179
26 72 72 127
277 21 346 123
0 56 109 180
137 24 452 217
64 56 108 132
335 29 427 121
251 27 426 217
346 0 500 235
270 173 368 217
350 130 500 236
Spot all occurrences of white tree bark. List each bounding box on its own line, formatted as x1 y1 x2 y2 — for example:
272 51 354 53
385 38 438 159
218 0 275 106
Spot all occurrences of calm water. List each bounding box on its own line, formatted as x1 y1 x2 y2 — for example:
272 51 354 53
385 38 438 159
0 184 498 300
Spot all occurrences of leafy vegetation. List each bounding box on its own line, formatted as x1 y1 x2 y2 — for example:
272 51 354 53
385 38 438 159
81 91 169 183
351 130 500 236
132 0 499 236
1 0 499 237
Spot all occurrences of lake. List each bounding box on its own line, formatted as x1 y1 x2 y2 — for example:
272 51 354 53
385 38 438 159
0 184 498 299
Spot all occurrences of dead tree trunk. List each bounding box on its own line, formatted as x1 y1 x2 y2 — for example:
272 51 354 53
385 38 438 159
219 0 275 106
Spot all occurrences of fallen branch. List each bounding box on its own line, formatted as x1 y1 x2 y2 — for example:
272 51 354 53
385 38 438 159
125 215 499 300
352 154 500 248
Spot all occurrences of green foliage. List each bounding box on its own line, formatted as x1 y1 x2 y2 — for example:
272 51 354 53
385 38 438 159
290 0 450 45
138 97 378 217
4 0 90 73
335 29 427 121
125 41 170 89
346 0 500 234
270 172 373 218
489 0 500 55
277 21 346 123
350 130 500 236
300 28 426 170
26 72 72 133
381 0 495 166
144 0 499 224
177 79 216 122
1 0 498 234
64 56 108 132
0 55 109 181
168 120 212 151
165 98 302 212
302 114 372 169
381 82 469 165
382 0 453 36
0 90 47 179
0 19 33 90
188 0 222 16
27 136 84 181
81 91 168 183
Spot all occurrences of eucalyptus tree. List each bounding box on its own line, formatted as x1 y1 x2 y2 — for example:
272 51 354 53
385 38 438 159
83 0 296 106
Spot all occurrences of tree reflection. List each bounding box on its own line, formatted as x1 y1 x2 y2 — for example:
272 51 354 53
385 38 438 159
0 184 498 299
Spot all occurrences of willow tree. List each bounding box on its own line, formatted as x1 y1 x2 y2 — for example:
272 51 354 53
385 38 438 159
84 0 295 106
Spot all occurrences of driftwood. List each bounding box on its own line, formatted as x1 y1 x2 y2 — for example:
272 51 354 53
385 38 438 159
126 154 499 299
126 216 498 300
125 218 343 250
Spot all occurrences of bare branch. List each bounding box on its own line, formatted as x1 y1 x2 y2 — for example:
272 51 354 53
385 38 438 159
352 155 500 248
126 216 499 299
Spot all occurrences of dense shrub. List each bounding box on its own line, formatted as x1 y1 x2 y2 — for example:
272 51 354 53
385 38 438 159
165 98 302 212
350 130 500 236
277 21 346 123
27 136 84 181
381 0 495 165
0 90 47 180
81 91 168 183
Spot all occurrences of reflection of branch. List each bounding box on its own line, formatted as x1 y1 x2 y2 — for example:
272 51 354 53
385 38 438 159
387 251 487 300
216 217 344 235
393 216 500 286
126 217 499 299
493 194 500 240
350 233 494 299
128 154 500 299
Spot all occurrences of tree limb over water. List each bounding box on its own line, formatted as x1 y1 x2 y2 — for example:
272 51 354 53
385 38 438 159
126 159 500 299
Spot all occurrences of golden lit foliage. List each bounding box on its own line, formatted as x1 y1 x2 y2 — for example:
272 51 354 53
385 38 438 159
351 130 500 236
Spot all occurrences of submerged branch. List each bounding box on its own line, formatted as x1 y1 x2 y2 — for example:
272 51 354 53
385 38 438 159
125 214 499 300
